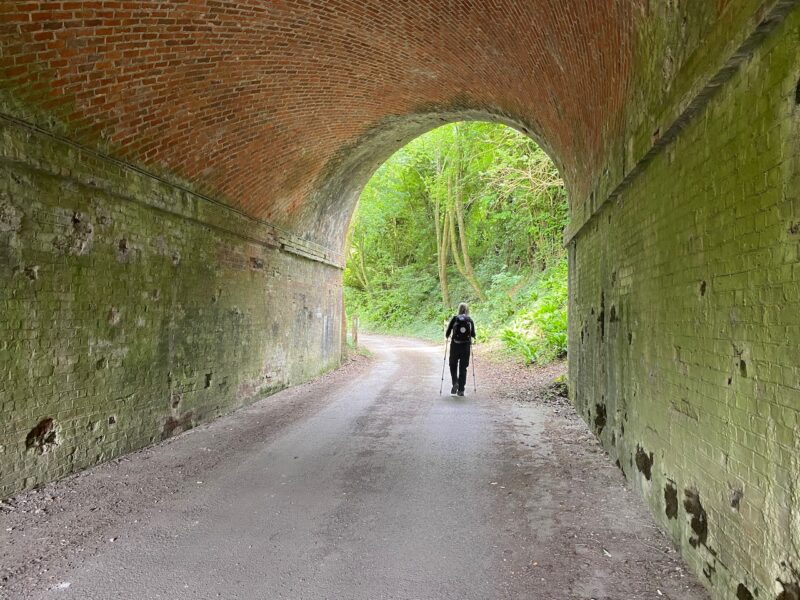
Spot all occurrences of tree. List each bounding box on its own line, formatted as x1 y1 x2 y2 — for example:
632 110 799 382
343 121 570 358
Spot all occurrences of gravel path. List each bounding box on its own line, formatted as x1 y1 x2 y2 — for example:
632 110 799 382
0 336 708 600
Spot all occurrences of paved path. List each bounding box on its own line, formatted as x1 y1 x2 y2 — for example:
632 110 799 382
8 336 708 600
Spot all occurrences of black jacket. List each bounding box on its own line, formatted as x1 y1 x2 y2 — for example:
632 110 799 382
446 315 476 343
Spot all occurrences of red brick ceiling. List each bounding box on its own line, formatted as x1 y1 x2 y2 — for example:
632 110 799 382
0 1 741 243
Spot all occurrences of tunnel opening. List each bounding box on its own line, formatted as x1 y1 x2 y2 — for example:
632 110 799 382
341 121 569 366
0 3 797 598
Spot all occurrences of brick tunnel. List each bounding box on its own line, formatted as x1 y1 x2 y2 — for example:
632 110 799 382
1 2 799 599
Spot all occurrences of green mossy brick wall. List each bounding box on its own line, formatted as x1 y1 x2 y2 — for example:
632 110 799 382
569 8 800 600
0 118 344 499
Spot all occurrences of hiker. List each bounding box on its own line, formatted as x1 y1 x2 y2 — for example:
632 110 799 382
445 303 476 396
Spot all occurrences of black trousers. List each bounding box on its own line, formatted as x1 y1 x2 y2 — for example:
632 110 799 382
449 342 471 391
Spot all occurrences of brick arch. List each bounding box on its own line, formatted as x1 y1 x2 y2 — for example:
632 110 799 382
300 109 550 250
0 0 645 247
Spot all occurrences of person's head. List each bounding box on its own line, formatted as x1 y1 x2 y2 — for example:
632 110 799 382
458 303 469 315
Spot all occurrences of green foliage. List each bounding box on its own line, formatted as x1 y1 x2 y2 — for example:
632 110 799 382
500 329 540 364
346 337 373 358
497 261 568 363
344 122 570 362
345 265 447 339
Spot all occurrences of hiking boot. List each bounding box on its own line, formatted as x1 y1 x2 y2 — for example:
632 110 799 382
450 385 458 396
457 389 465 397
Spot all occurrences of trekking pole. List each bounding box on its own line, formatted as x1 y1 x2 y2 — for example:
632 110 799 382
439 339 448 395
471 343 477 393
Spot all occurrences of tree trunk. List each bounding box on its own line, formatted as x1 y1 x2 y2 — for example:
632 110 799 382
358 248 371 294
437 207 451 309
351 238 371 294
453 188 485 301
448 177 486 302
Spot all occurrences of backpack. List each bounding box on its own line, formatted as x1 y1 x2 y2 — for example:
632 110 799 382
452 315 471 343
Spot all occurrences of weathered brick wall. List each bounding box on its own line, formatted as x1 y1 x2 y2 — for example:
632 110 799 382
569 7 800 599
0 116 343 498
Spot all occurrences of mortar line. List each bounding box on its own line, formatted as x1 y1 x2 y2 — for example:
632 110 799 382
565 0 799 245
